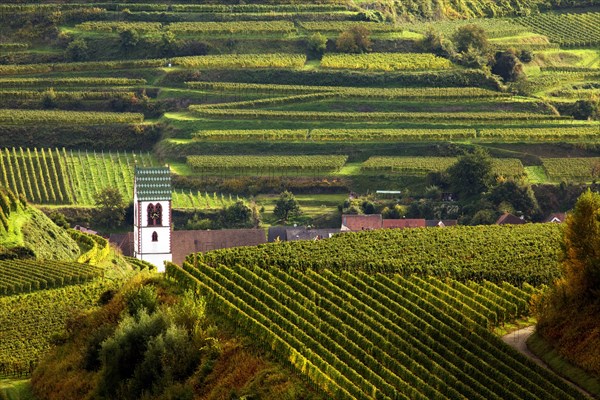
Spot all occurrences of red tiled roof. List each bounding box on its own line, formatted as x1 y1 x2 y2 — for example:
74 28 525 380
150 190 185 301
496 213 525 225
171 229 266 265
383 219 426 229
545 213 567 223
109 229 266 266
341 214 382 231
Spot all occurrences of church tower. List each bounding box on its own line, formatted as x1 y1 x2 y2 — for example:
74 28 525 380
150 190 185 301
133 166 172 272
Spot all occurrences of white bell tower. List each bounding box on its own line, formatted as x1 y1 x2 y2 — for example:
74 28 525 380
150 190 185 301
133 166 172 272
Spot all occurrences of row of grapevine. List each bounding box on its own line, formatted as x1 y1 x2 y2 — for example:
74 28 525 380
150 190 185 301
185 81 509 99
0 280 117 377
298 21 397 32
0 90 136 101
70 230 111 265
189 223 564 286
173 54 306 69
167 262 583 399
191 126 600 142
193 92 338 110
189 107 568 123
0 259 101 296
362 157 525 177
171 190 243 209
321 53 453 71
0 58 165 76
0 3 350 13
405 18 527 38
478 126 600 140
0 43 28 51
0 77 145 88
97 3 350 13
517 12 600 47
76 21 297 34
0 109 143 125
186 155 348 175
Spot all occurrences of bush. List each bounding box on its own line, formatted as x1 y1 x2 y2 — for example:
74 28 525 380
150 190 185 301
336 25 372 53
306 32 327 58
65 38 89 61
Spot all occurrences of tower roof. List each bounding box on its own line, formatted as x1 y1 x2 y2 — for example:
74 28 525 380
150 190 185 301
135 166 171 201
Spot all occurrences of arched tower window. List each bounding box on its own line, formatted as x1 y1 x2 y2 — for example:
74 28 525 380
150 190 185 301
152 231 158 242
147 203 162 226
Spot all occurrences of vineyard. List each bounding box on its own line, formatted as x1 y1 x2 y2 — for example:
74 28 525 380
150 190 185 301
362 157 525 177
167 261 583 399
189 108 568 123
0 259 101 296
541 157 600 182
0 109 143 125
185 82 508 99
173 54 306 69
321 53 453 71
171 190 244 209
0 148 154 205
192 223 563 286
0 280 117 377
517 12 600 47
187 155 348 176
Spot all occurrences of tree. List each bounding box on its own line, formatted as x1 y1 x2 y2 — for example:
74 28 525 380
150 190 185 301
488 180 538 218
160 31 177 57
492 50 524 82
452 24 490 68
572 99 599 121
120 29 140 51
221 201 252 228
447 148 493 199
93 187 126 229
306 32 327 58
273 191 301 223
453 24 489 54
65 38 89 61
562 190 600 299
336 25 372 53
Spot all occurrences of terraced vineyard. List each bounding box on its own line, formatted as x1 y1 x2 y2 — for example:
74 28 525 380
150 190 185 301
187 155 348 175
0 259 101 296
0 280 116 377
541 157 600 182
321 53 453 71
192 224 563 286
362 157 525 177
167 262 583 399
518 12 600 47
0 148 154 205
171 190 244 209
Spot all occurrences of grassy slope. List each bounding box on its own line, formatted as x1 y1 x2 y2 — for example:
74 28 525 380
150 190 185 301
29 276 323 400
1 207 80 261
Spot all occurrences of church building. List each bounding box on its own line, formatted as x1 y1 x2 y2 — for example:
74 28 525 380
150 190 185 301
133 166 172 272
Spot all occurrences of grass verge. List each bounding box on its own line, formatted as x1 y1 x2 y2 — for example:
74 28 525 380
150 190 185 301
527 332 600 398
0 379 36 400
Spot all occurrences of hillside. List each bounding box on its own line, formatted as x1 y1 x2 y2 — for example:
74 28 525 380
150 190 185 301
0 188 79 260
0 0 599 397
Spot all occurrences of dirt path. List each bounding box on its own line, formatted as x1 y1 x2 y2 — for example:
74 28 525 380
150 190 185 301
502 325 593 398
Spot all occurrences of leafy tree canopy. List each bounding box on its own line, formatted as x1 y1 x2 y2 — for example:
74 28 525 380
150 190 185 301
273 191 301 224
447 148 493 199
93 187 126 229
336 25 372 54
